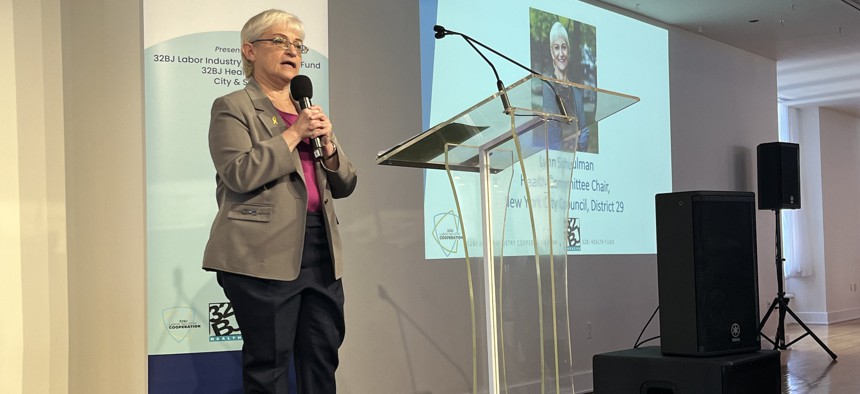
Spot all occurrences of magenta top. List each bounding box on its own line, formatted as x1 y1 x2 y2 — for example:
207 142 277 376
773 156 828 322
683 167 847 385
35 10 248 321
278 111 321 213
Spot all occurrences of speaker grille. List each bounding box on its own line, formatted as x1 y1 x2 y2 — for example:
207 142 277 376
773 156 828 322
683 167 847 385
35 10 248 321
656 191 761 356
757 142 800 210
692 196 760 353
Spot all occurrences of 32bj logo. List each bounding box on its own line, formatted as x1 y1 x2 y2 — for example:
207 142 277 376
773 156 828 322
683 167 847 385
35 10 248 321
209 302 242 342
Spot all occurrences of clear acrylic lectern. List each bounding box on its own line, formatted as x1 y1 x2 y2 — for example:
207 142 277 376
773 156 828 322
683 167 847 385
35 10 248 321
377 74 638 394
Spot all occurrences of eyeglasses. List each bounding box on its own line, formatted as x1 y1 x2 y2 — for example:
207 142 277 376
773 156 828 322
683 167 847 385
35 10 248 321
251 37 309 54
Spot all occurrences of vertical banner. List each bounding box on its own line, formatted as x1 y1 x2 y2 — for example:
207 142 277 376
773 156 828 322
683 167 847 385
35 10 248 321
143 1 328 391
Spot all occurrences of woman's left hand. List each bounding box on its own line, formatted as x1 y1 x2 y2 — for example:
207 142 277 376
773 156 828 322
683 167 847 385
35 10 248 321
304 105 334 152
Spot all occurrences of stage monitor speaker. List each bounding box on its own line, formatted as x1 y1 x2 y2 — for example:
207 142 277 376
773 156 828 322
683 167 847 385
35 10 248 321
655 191 761 356
757 142 800 210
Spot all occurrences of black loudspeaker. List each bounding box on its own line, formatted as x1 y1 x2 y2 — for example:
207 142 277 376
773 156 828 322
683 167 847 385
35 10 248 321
592 346 780 394
757 142 800 210
655 191 761 356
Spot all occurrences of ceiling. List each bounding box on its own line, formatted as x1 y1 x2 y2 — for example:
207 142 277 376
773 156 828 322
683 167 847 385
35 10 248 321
589 0 860 117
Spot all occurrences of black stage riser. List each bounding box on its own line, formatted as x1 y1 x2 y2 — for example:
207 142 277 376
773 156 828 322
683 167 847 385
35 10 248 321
593 346 780 394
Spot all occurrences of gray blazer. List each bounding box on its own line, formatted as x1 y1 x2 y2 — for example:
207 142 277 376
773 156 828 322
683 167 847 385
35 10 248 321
202 79 357 281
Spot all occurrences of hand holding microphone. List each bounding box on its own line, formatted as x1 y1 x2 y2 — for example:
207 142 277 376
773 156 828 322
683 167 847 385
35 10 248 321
290 75 334 160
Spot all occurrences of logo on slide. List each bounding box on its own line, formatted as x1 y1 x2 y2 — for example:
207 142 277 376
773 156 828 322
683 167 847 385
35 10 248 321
567 217 581 251
432 210 463 257
209 302 242 342
162 307 202 343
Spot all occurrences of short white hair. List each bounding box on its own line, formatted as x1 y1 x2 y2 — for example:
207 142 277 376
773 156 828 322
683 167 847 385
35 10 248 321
549 21 569 47
241 9 305 77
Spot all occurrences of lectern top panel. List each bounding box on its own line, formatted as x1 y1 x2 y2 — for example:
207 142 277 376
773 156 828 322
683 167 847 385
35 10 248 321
376 74 638 171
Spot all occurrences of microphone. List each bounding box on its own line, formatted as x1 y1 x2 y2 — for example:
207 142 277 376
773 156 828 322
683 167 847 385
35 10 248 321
289 75 324 160
433 25 569 121
433 24 447 39
434 25 511 113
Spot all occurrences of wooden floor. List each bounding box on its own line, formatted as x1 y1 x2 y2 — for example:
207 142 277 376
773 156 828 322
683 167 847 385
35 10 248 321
780 319 860 393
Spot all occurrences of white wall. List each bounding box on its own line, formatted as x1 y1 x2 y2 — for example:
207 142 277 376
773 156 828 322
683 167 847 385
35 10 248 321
1 0 25 392
820 109 860 322
5 0 70 393
789 108 828 319
787 107 860 325
62 0 147 392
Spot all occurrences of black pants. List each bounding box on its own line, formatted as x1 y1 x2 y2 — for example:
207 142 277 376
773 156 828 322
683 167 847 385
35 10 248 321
218 213 345 394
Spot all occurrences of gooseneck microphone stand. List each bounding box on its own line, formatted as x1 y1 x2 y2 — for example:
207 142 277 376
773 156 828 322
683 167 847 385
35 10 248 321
758 208 837 360
433 25 569 119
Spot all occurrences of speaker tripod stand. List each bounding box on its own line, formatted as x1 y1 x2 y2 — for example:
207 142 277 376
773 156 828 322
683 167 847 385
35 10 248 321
758 209 837 360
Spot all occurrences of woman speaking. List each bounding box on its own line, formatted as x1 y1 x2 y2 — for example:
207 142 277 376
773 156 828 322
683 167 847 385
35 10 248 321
202 9 357 393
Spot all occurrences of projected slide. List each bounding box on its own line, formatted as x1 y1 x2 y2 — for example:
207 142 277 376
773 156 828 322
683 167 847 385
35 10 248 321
420 0 671 258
